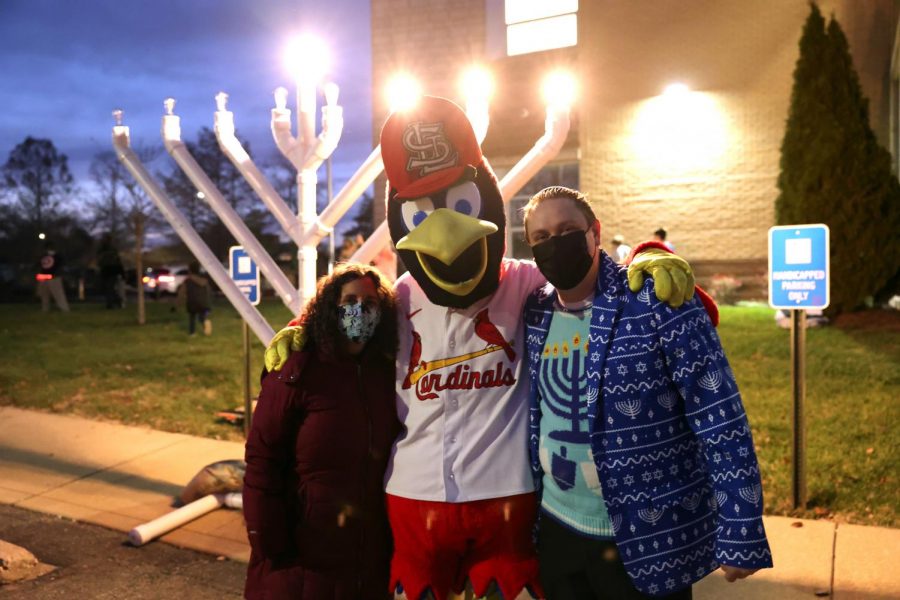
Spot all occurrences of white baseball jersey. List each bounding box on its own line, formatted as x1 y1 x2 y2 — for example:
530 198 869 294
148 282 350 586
385 258 547 502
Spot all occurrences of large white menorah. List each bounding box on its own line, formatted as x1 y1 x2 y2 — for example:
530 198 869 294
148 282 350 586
112 45 573 345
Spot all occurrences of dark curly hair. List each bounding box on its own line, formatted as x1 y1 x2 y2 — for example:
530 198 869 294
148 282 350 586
299 263 398 364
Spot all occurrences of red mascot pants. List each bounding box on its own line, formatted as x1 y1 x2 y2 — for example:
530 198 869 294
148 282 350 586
387 493 543 600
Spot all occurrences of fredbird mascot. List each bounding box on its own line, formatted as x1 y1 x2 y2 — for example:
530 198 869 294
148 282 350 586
265 96 709 600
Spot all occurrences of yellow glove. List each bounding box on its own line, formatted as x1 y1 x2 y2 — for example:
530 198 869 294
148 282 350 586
627 248 695 308
263 325 306 372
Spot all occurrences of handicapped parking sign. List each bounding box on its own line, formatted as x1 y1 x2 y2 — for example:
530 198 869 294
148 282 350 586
768 224 829 310
229 246 260 306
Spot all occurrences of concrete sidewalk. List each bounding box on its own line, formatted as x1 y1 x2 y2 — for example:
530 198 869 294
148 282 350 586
0 406 248 562
1 405 898 599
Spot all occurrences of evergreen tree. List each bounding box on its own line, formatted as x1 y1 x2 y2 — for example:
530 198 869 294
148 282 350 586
777 3 900 314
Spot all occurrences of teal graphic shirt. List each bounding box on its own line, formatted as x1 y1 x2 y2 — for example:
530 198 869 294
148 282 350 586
538 306 614 538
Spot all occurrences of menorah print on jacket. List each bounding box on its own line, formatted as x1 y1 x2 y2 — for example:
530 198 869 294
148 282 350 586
524 252 772 596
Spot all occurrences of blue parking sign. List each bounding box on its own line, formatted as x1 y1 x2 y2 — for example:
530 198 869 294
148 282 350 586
768 224 829 309
229 246 260 306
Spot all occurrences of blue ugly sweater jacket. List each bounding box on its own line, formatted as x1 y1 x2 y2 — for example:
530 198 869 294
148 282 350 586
524 253 773 597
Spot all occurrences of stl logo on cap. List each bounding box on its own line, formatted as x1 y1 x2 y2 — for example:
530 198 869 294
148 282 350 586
381 96 483 199
403 122 457 176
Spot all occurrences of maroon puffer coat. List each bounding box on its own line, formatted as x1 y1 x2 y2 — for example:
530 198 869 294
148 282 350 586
243 348 399 600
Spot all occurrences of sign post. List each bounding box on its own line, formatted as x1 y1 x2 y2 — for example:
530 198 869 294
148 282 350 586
229 246 260 438
768 224 830 510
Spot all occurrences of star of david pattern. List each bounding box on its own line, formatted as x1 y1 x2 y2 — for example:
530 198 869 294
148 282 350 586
524 253 772 596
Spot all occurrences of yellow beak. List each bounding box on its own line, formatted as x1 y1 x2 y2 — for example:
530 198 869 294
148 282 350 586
396 208 498 296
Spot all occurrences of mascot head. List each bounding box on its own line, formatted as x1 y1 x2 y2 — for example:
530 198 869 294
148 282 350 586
381 96 505 308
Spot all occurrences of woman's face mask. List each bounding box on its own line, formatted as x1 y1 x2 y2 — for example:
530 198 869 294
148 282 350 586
338 301 381 345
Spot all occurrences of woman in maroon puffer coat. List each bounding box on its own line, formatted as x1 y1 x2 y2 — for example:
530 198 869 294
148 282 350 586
243 264 400 599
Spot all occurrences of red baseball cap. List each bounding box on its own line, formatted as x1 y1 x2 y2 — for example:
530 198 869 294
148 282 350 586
380 96 483 199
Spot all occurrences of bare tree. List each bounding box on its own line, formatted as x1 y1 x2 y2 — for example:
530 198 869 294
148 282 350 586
89 146 163 325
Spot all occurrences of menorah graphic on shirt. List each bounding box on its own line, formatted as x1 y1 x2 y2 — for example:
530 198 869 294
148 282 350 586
540 335 590 491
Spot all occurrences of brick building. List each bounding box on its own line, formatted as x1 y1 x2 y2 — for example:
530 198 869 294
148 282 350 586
370 0 900 297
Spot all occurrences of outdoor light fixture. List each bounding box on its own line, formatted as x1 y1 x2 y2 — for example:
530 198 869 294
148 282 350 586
196 191 205 199
629 83 729 174
663 82 690 98
386 73 421 112
38 232 45 240
542 70 577 111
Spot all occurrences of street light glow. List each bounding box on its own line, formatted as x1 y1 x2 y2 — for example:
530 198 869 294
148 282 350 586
284 35 329 84
542 70 577 110
386 73 421 112
38 233 45 240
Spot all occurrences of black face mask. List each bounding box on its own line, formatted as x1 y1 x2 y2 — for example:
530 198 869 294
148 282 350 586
531 229 596 290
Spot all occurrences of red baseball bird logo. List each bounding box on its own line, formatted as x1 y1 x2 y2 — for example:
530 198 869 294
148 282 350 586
404 330 423 388
401 309 517 396
474 308 516 361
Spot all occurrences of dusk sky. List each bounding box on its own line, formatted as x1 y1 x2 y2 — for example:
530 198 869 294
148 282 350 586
0 0 373 195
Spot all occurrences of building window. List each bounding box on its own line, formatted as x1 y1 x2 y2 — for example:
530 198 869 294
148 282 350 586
502 162 580 259
505 0 578 57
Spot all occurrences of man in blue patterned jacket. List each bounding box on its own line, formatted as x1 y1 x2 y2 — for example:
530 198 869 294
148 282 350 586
521 186 772 599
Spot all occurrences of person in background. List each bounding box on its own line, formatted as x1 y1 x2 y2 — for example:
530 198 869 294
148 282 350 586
522 187 771 599
36 242 69 312
653 228 675 252
177 261 212 336
611 234 631 263
97 234 124 309
243 263 399 600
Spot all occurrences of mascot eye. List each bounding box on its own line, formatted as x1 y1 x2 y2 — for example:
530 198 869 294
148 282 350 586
400 197 435 231
445 181 481 218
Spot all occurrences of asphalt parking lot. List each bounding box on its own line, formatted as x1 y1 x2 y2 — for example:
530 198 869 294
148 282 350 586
0 505 246 599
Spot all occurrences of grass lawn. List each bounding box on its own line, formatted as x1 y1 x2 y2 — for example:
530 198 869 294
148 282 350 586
0 297 293 440
0 299 897 527
717 305 899 528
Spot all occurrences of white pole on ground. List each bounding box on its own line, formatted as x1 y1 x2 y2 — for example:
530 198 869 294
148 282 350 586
127 493 242 546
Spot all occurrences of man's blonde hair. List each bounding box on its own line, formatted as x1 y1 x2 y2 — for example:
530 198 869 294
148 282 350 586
522 186 597 241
